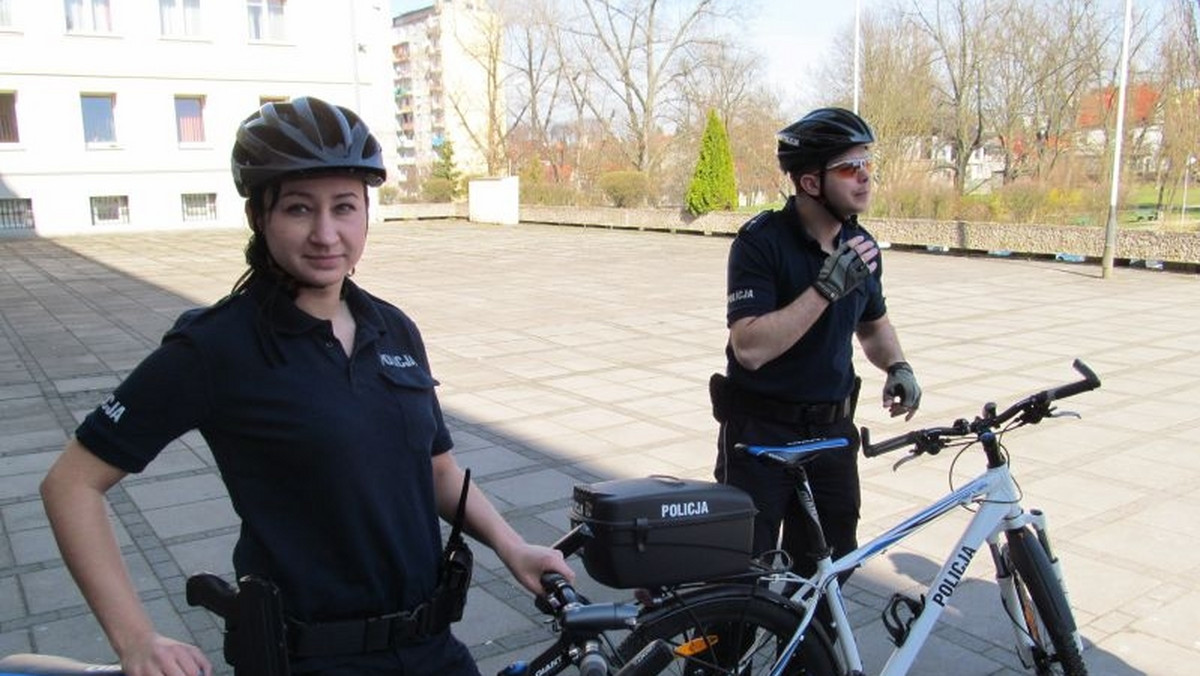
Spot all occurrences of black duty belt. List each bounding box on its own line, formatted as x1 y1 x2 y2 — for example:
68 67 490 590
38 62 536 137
287 602 437 657
709 373 853 426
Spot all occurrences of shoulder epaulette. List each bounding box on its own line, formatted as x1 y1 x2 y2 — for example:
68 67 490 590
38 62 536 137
737 209 775 235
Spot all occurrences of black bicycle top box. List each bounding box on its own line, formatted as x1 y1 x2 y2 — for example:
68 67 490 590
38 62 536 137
570 475 757 588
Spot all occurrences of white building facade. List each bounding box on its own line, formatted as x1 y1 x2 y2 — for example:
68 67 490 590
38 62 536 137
0 0 396 236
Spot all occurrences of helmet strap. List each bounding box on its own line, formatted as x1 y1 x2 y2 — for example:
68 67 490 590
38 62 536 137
796 169 848 225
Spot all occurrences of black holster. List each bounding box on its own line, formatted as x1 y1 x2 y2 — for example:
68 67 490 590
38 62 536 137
186 573 290 676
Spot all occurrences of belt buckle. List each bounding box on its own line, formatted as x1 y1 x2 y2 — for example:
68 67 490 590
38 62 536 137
388 604 428 645
363 613 399 652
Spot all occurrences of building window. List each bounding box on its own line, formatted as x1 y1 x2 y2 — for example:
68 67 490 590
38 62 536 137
0 93 17 143
0 198 34 230
90 196 129 225
246 0 285 41
81 94 116 145
64 0 112 33
175 96 205 143
159 0 201 37
0 0 15 28
181 193 217 221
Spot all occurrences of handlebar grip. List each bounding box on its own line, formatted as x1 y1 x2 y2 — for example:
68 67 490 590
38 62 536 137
536 572 583 615
1046 359 1101 402
578 650 608 676
540 572 575 598
615 639 676 676
860 427 915 458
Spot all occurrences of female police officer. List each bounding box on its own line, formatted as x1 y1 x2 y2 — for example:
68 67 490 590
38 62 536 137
40 96 571 676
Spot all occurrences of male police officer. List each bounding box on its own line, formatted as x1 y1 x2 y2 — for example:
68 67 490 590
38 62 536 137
712 107 921 578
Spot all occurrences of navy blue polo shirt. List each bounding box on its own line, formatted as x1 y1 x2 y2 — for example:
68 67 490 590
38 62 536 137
725 197 887 403
75 278 451 622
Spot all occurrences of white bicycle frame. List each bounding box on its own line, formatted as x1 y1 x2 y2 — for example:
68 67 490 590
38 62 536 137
765 460 1071 676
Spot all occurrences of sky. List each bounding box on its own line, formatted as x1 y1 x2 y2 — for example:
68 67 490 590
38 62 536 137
388 0 1176 114
388 0 883 112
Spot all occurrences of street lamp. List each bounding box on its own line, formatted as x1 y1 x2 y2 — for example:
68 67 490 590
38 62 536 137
1101 0 1133 279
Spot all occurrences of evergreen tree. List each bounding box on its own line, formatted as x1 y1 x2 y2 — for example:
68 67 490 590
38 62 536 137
428 139 462 200
685 110 738 215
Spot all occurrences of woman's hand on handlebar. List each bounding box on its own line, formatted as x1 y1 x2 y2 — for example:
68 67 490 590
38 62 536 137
119 632 211 676
501 541 576 596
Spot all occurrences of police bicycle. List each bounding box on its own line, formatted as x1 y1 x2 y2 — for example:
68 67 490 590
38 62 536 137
0 526 674 676
1 361 1098 676
614 359 1099 676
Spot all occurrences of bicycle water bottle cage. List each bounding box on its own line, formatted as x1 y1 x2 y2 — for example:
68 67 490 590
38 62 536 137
882 593 925 647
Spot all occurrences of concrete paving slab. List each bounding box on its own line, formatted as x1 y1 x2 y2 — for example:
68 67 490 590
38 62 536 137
2 221 1197 675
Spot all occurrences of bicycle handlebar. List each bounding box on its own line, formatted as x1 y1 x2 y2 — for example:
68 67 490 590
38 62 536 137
862 359 1100 459
1042 359 1101 403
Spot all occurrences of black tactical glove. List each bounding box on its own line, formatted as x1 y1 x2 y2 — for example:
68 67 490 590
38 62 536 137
813 240 872 303
884 361 921 418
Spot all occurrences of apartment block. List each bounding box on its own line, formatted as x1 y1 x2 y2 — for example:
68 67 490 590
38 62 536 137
0 0 396 236
392 0 500 186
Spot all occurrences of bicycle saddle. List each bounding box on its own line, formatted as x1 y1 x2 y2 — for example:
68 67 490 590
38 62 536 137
0 653 122 675
737 438 850 466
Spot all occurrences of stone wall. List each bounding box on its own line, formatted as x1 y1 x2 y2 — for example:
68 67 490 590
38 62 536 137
379 203 1200 264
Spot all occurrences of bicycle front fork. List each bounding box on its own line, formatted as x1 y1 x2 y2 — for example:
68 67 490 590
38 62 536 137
990 510 1082 661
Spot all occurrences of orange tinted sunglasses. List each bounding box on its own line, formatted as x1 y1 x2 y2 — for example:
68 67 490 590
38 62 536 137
825 156 872 178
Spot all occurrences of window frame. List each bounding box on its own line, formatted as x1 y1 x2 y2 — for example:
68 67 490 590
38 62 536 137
0 0 16 29
90 195 130 225
174 95 206 144
64 0 113 34
180 193 217 222
159 0 202 38
80 93 118 146
246 0 286 42
0 198 35 230
0 92 18 143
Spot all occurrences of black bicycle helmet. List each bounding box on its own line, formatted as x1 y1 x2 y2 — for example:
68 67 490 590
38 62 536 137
776 107 875 174
232 96 386 197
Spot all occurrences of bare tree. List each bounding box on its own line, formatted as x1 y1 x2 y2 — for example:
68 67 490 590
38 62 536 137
1018 0 1107 182
905 0 995 195
857 9 939 188
445 0 509 175
564 0 735 178
504 0 569 182
1151 0 1200 218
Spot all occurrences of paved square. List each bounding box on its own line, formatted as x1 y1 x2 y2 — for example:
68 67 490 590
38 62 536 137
1 221 1197 674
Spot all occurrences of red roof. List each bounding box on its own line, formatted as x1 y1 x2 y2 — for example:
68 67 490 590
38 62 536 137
1077 83 1159 128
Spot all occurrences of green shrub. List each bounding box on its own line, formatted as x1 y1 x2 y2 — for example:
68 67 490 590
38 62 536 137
377 184 401 205
520 182 579 206
997 181 1043 223
422 177 457 203
598 171 650 207
955 195 996 222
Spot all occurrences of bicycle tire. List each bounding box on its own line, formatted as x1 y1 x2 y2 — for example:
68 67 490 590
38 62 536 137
616 584 837 676
1003 527 1088 676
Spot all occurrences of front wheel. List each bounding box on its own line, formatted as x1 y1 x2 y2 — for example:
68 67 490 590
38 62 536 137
1002 527 1087 675
616 584 837 676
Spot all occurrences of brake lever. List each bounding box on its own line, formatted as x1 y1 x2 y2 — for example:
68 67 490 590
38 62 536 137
892 451 921 471
1047 407 1081 420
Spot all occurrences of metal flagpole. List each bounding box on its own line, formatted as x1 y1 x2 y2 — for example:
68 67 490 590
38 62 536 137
853 0 861 114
